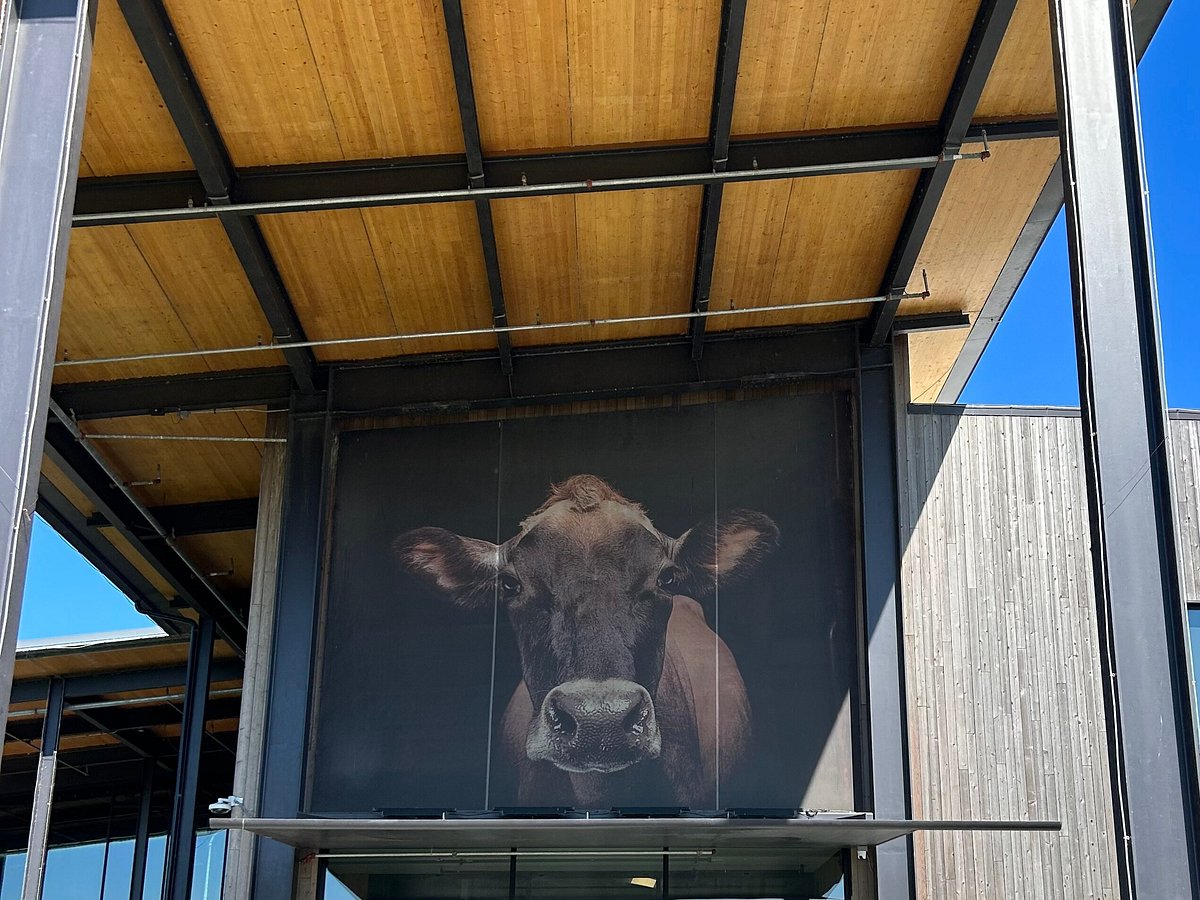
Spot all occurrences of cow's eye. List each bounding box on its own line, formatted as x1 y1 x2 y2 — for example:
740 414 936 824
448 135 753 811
656 567 679 591
499 573 522 598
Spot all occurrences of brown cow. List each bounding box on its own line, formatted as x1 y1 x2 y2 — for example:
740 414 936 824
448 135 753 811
394 474 778 807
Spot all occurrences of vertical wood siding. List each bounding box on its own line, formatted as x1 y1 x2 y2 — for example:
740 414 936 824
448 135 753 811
1174 417 1200 603
899 412 1118 898
899 411 1200 898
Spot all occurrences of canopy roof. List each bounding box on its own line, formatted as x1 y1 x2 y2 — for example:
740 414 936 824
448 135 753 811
41 0 1170 646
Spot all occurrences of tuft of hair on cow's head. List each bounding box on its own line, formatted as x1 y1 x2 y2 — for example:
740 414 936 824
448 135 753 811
393 527 500 608
672 509 780 598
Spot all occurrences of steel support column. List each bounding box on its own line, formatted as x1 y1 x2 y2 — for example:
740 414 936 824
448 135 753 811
129 757 155 900
1049 0 1200 894
857 344 914 899
252 403 331 899
162 616 215 900
21 677 65 900
0 0 92 743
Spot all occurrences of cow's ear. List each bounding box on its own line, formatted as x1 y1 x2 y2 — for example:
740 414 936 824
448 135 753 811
674 510 779 597
394 527 500 608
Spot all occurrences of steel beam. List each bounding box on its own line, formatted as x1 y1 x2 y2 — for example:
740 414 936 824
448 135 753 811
441 0 513 375
9 657 243 705
114 0 317 393
162 617 214 900
42 418 248 650
252 407 330 900
88 496 260 537
21 678 65 900
857 345 914 899
53 366 293 421
0 0 93 758
866 0 1020 346
54 319 950 420
1049 0 1200 894
73 121 1056 226
689 0 748 360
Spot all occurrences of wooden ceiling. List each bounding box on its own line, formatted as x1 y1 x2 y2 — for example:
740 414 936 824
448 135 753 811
45 0 1067 636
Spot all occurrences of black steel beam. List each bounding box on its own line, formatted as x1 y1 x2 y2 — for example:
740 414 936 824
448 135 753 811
41 419 247 651
89 497 259 537
5 695 243 749
163 618 214 900
441 0 513 375
1050 0 1200 893
114 0 317 393
73 120 1057 225
689 0 749 360
53 366 293 421
55 315 953 421
68 707 177 766
330 326 861 416
866 0 1020 346
9 657 243 705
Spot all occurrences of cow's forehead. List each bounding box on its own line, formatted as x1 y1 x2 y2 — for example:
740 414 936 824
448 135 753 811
517 499 661 547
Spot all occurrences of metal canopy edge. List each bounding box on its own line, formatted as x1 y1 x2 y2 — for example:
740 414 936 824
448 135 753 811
213 816 1061 852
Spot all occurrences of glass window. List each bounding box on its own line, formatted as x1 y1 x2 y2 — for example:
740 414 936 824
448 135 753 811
324 847 846 900
0 830 221 900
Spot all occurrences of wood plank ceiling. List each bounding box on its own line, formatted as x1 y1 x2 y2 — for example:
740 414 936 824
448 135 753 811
47 0 1065 627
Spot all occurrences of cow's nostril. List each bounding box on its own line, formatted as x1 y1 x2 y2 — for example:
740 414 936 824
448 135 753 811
624 701 650 736
546 696 577 736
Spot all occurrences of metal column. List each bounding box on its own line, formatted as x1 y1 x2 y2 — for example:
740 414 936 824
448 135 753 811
857 345 914 900
1048 0 1200 895
252 403 330 899
21 677 65 899
129 757 155 900
162 616 215 900
0 0 93 740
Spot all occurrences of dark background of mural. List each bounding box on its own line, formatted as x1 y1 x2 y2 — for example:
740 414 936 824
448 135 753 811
308 392 859 813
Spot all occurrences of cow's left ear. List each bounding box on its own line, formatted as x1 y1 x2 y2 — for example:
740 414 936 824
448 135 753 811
394 526 500 608
674 510 779 597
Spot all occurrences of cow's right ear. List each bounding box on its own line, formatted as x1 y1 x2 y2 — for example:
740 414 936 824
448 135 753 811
393 527 500 608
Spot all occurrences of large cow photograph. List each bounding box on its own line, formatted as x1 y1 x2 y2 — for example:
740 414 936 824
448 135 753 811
309 393 859 813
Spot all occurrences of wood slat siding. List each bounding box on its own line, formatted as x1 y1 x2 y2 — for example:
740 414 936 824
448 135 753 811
1174 416 1200 603
899 411 1120 898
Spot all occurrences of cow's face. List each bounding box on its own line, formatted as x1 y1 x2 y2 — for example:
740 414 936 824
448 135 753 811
395 475 777 776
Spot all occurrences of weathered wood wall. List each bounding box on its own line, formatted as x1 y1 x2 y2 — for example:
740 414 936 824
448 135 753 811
899 408 1200 898
1174 414 1200 603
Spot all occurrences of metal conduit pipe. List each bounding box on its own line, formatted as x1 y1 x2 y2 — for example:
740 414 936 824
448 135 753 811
54 291 928 371
46 399 248 632
6 687 244 720
73 150 991 226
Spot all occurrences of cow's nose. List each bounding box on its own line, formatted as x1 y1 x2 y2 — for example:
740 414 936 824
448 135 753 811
529 679 661 773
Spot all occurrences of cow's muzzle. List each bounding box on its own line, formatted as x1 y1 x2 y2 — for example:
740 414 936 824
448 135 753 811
525 679 662 774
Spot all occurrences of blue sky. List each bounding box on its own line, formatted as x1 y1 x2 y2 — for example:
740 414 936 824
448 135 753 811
16 1 1198 644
